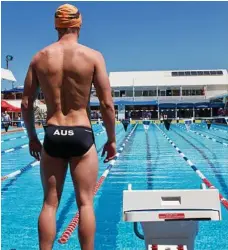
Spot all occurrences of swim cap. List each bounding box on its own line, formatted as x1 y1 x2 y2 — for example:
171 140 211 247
55 4 82 29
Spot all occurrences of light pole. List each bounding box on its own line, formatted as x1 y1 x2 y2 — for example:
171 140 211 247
6 55 13 69
6 55 14 89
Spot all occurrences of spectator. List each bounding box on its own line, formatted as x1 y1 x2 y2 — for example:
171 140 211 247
2 111 11 132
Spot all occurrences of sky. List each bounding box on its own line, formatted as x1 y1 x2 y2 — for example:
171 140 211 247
1 1 228 90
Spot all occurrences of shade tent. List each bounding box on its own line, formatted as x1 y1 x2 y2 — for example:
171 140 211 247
1 100 21 112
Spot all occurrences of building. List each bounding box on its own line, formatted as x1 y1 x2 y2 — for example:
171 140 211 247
90 69 228 119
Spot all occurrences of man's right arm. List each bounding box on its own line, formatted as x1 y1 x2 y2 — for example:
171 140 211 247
93 52 116 143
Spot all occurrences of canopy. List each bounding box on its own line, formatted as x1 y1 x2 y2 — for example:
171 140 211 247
176 102 194 108
1 68 16 82
1 100 21 112
158 103 176 109
115 100 158 106
194 102 210 108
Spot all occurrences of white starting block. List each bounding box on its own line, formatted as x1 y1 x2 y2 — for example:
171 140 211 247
123 184 221 250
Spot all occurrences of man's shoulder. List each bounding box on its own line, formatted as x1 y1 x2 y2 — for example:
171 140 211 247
78 44 103 60
31 43 58 64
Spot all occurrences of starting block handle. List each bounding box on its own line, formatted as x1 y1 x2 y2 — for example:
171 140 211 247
134 222 144 240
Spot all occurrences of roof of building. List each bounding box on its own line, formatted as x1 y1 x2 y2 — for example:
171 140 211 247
109 69 228 88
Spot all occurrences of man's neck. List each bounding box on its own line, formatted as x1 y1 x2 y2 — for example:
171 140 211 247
58 33 78 42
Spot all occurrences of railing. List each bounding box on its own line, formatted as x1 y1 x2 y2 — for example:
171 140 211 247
90 96 208 103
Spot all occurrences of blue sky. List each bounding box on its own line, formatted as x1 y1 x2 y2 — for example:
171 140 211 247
1 1 228 89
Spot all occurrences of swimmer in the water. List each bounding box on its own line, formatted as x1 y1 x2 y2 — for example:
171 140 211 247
21 4 116 250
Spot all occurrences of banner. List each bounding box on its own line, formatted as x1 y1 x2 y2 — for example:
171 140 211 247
164 119 172 131
143 120 150 132
225 117 228 125
206 119 212 129
184 119 192 132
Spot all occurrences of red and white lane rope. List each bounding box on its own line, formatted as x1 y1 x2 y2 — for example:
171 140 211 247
58 124 138 244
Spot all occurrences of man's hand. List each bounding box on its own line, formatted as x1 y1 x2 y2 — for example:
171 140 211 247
29 137 42 161
101 141 117 163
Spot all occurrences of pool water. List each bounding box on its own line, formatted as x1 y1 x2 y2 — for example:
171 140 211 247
1 123 228 249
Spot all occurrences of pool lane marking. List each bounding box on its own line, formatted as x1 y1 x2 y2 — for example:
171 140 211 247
58 124 138 244
155 124 228 210
1 127 108 181
1 132 44 143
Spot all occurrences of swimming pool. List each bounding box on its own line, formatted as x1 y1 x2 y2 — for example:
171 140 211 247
1 122 228 249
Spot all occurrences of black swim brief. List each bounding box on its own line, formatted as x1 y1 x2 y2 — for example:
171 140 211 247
43 125 95 159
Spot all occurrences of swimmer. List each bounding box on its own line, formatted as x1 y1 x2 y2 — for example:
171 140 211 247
21 4 116 250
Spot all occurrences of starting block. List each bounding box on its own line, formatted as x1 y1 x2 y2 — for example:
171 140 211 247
123 184 221 250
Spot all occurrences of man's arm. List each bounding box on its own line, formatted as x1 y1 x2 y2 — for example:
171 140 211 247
21 59 39 140
93 52 116 143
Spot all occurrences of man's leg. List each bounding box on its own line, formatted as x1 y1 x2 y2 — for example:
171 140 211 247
38 149 68 250
70 145 98 250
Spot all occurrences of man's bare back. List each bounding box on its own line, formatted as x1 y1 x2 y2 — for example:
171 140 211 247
21 4 116 250
34 42 100 127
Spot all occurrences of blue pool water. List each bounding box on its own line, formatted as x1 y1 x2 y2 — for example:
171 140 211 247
1 123 228 249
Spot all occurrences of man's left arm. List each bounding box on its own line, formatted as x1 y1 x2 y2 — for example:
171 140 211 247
21 60 39 140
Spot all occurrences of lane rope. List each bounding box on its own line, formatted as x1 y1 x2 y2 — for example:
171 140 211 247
188 126 228 147
1 132 44 143
58 124 138 244
1 160 40 181
155 124 228 210
196 123 228 134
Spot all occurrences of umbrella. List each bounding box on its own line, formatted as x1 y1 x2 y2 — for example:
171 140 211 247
1 100 21 112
